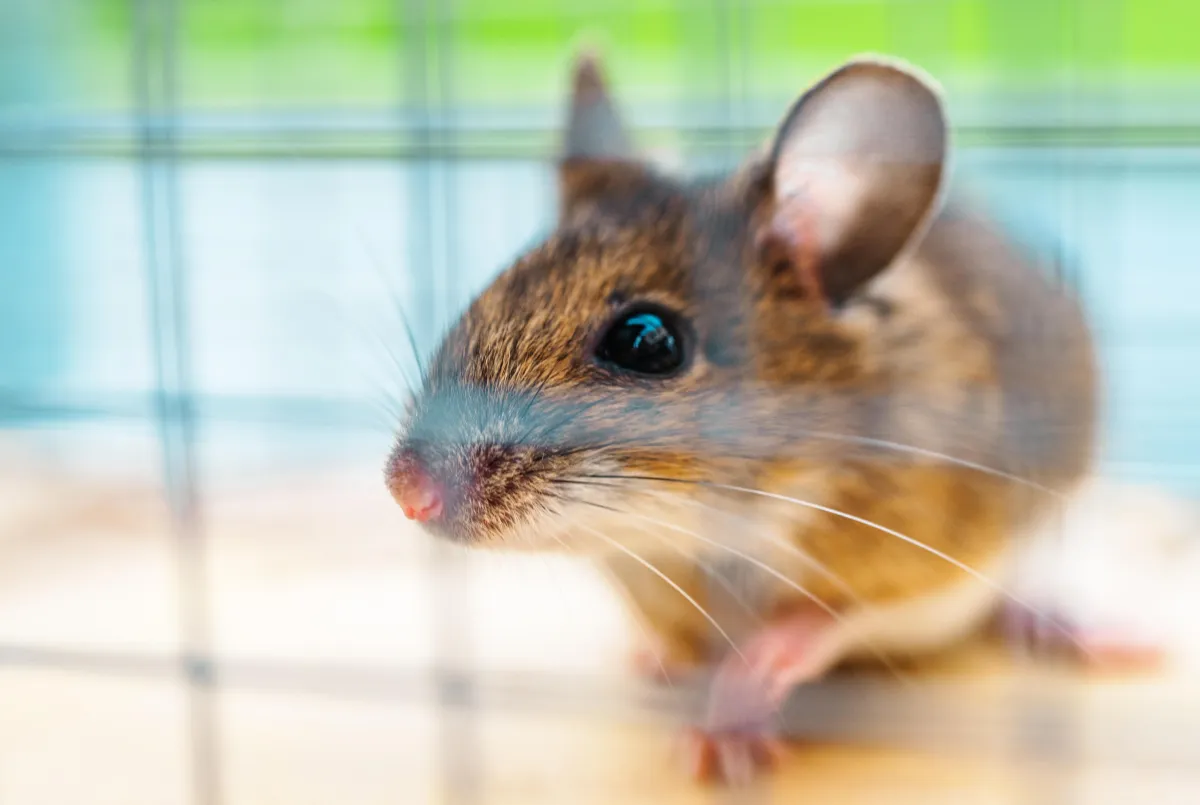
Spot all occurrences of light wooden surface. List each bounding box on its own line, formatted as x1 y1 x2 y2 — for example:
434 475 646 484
2 459 1198 805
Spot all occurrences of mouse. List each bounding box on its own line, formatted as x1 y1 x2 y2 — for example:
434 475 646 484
384 51 1167 785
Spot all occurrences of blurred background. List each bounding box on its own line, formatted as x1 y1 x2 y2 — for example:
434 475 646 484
3 0 1200 488
2 1 1199 804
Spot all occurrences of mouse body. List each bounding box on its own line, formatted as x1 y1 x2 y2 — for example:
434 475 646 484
387 53 1104 783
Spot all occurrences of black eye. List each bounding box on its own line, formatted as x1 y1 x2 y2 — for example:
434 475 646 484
595 304 688 377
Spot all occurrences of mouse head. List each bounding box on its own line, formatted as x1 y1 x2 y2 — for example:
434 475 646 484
386 52 948 552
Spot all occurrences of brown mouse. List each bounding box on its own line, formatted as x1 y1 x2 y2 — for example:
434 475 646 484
385 52 1103 784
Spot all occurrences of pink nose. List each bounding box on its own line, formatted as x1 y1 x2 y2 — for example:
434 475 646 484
394 469 443 523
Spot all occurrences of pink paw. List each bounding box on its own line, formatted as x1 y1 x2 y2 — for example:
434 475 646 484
678 607 836 785
679 726 785 786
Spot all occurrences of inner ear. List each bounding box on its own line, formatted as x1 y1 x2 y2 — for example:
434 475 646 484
557 50 648 219
756 58 948 306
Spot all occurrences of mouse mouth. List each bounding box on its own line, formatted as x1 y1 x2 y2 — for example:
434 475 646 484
385 428 597 548
385 429 717 557
385 381 749 552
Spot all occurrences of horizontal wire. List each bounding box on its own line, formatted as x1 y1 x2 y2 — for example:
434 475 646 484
3 642 1200 771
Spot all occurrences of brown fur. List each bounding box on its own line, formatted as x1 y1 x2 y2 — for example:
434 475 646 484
388 56 1097 672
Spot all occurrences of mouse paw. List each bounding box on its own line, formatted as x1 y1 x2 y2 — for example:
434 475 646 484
680 606 838 785
999 603 1166 672
679 726 785 786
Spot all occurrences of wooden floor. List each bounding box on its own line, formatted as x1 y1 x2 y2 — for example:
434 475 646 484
2 458 1199 805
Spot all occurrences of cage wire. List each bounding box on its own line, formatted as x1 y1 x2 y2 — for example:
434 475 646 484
2 0 1200 803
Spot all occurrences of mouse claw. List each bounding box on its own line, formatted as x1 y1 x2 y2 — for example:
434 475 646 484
676 606 835 785
678 727 785 786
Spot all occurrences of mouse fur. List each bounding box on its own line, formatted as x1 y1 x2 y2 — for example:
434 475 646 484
387 53 1098 674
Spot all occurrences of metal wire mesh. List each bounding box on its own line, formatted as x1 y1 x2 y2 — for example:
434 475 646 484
3 1 1200 803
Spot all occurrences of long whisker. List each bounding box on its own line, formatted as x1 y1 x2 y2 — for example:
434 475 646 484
583 555 683 692
566 516 747 665
650 489 867 612
306 285 417 419
586 473 1012 591
573 479 844 604
562 497 744 643
580 502 764 628
798 429 1061 499
569 478 861 614
591 502 912 684
614 506 841 622
557 478 875 638
541 529 679 693
372 329 419 393
579 472 1091 658
532 393 1059 498
353 225 428 380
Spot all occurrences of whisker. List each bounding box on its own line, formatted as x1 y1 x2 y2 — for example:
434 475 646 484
564 479 858 616
557 475 976 640
367 395 405 433
306 285 417 419
631 493 916 684
373 330 419 392
593 503 911 683
616 507 841 621
589 482 867 619
649 490 865 608
579 472 1092 659
527 390 1058 497
799 429 1061 499
353 225 428 380
565 515 747 665
576 543 681 693
539 527 668 684
576 500 764 628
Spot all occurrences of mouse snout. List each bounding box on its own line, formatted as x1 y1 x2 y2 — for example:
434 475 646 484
386 432 561 545
397 471 443 523
386 450 445 523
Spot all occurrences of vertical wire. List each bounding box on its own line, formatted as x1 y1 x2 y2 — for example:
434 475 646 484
400 0 480 802
976 4 1061 804
435 0 461 338
432 2 481 802
131 0 219 803
1056 3 1085 802
713 0 736 171
1023 4 1083 805
402 0 438 360
731 0 750 161
703 4 771 802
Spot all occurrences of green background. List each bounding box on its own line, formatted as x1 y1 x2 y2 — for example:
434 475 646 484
59 0 1200 111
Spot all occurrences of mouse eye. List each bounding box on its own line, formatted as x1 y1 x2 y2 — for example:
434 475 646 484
595 304 688 377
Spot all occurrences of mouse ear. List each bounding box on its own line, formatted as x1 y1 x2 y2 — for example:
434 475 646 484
757 57 948 306
563 49 633 162
558 50 646 218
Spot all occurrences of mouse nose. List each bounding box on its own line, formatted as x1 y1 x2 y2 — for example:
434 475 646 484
387 453 444 523
397 471 443 523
